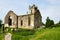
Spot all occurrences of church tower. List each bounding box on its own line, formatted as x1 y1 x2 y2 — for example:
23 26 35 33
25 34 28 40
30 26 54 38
28 4 42 28
28 4 38 14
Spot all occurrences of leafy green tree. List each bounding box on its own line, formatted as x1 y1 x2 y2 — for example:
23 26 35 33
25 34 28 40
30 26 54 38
50 20 54 26
45 17 54 28
42 22 45 25
45 17 50 27
55 21 60 27
58 21 60 24
0 19 2 28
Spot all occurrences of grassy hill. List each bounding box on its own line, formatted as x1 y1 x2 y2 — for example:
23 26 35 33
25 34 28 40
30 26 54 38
30 27 60 40
0 27 60 40
12 27 60 40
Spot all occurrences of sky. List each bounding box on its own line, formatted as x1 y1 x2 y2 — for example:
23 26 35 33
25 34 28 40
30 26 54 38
0 0 60 23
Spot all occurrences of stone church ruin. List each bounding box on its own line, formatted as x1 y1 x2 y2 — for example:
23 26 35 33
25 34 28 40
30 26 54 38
4 4 42 29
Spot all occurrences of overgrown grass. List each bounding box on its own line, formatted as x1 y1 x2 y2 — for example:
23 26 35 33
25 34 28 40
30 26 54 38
1 27 60 40
0 28 4 40
12 27 60 40
12 28 35 40
30 27 60 40
0 33 4 40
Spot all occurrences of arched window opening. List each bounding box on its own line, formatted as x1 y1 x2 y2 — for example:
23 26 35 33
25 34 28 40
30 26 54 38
21 20 23 26
8 16 12 26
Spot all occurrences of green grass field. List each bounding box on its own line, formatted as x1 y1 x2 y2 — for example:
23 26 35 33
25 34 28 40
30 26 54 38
12 27 60 40
30 27 60 40
0 27 60 40
0 33 4 40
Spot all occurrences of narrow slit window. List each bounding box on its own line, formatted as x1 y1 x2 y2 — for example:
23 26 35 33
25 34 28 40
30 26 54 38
21 20 23 26
28 16 30 26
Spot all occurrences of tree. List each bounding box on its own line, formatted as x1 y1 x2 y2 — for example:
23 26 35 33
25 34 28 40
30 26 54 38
0 19 2 28
45 17 50 27
45 17 54 28
58 21 60 24
50 20 54 26
55 21 60 27
42 22 45 25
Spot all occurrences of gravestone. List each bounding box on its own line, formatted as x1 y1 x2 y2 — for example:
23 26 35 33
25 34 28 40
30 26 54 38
5 33 12 40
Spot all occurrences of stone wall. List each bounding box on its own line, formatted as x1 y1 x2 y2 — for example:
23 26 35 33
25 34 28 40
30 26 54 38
34 10 42 28
4 5 42 29
4 11 17 28
18 14 34 29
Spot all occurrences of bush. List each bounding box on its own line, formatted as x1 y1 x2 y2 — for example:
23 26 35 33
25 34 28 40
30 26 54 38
45 17 54 28
4 27 35 36
12 28 35 36
0 19 2 28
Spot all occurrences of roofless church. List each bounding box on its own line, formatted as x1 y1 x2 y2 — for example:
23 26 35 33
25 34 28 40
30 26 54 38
4 4 42 29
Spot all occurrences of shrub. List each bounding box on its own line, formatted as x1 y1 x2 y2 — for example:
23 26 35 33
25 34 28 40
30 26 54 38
0 19 2 28
12 28 35 36
45 17 54 28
